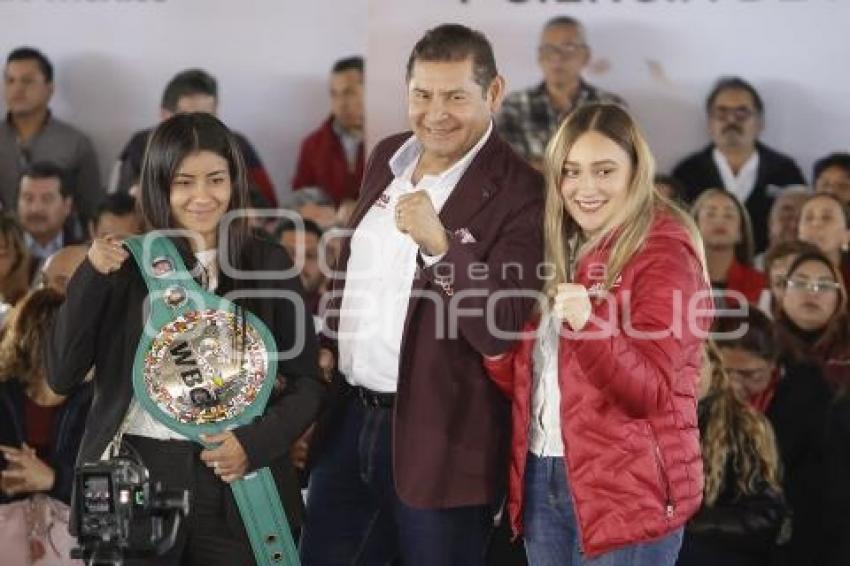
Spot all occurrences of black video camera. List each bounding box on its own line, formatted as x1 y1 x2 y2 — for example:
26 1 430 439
71 458 189 565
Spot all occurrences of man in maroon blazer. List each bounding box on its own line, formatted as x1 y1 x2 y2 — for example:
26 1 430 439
299 24 544 566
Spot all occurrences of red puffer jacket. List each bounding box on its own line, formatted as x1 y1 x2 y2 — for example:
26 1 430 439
485 212 712 558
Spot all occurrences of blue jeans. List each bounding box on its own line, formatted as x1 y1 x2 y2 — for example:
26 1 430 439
523 453 683 566
299 395 493 566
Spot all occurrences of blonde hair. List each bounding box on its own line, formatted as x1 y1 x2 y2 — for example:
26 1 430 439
701 341 783 505
542 103 705 302
691 188 757 266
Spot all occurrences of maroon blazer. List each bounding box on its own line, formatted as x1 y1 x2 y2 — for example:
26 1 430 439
316 129 544 509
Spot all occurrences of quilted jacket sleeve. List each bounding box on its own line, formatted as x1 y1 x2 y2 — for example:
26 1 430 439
483 351 517 399
567 236 711 418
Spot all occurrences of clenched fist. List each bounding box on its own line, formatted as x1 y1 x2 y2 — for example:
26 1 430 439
88 235 129 275
552 283 592 331
395 191 449 256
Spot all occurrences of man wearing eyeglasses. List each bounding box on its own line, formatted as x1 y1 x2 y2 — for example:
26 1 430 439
495 16 623 171
673 77 805 254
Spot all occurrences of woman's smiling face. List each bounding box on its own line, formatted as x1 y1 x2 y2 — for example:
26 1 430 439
560 131 633 237
168 150 232 249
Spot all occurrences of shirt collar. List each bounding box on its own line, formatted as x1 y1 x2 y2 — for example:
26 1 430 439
195 248 218 263
25 230 64 260
712 147 760 180
332 118 362 143
388 120 493 182
5 109 52 131
538 80 591 107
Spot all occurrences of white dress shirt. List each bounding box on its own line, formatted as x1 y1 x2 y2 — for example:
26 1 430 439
713 147 760 205
124 248 219 441
336 123 493 393
333 119 363 172
529 313 565 457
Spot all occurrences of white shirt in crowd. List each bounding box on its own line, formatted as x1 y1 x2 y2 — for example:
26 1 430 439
336 123 493 393
334 119 362 172
123 248 219 441
529 313 565 457
713 147 760 205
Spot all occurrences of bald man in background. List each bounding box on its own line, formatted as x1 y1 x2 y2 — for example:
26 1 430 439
40 244 87 294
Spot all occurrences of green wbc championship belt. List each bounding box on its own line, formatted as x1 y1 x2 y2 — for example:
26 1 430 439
124 232 299 566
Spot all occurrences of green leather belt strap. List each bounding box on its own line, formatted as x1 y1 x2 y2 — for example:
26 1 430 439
125 233 299 566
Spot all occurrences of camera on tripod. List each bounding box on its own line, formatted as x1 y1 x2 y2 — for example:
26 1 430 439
71 457 189 565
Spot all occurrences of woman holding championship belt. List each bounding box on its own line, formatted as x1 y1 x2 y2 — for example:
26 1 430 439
48 113 324 565
484 104 713 565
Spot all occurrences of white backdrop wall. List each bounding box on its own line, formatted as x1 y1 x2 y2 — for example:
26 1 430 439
1 0 847 199
0 0 368 200
366 0 850 179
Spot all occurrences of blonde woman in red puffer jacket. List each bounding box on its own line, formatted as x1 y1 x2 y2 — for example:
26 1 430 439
485 103 713 566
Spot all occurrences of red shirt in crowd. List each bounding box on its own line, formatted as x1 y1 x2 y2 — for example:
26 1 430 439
23 396 59 460
292 116 364 205
719 259 767 305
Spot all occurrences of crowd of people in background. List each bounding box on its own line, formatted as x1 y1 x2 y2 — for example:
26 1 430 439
0 13 848 566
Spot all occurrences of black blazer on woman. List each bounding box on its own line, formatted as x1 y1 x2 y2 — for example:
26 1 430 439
46 235 324 527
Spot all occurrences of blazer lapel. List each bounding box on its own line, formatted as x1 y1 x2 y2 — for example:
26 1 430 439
347 167 394 233
753 143 769 191
401 132 504 347
438 132 503 233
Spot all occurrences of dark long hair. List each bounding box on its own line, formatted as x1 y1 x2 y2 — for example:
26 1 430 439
139 112 251 275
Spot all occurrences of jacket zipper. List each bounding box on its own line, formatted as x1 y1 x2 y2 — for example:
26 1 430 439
649 428 675 520
557 350 586 556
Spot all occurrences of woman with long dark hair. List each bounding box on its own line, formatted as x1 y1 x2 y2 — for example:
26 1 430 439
691 188 766 307
757 240 821 317
485 103 712 565
47 113 324 565
775 250 850 391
